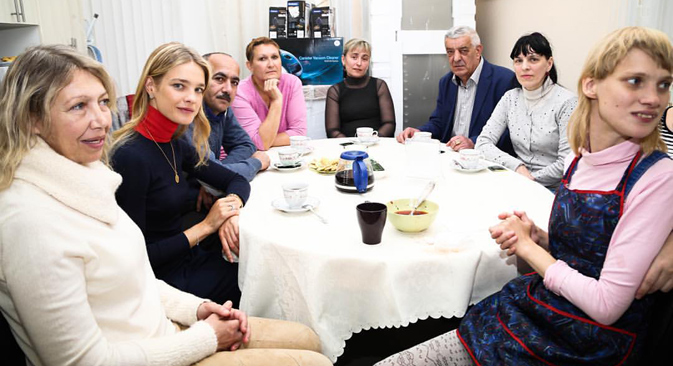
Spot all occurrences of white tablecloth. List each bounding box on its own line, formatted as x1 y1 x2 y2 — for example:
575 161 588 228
238 138 554 362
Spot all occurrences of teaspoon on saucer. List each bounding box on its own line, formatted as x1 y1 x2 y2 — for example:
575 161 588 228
303 204 328 224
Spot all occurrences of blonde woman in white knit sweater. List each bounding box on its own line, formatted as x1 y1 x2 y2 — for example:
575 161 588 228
0 45 330 366
476 32 576 190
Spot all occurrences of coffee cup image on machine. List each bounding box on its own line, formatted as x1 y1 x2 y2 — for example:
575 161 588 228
281 49 303 77
313 17 323 30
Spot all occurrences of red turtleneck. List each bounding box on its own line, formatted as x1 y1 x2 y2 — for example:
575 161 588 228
134 104 178 143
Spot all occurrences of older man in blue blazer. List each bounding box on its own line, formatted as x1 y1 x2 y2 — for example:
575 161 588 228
397 26 516 154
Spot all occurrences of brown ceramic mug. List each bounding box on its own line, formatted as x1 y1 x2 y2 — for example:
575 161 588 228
356 202 387 245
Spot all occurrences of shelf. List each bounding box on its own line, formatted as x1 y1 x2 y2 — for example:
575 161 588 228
0 22 38 30
0 22 40 57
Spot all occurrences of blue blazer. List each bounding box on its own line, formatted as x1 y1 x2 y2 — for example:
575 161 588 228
420 58 516 154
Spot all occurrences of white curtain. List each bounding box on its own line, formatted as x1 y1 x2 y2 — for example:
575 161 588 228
618 0 673 104
618 0 673 36
86 0 195 95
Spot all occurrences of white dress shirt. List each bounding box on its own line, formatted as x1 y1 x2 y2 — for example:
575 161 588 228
451 58 484 138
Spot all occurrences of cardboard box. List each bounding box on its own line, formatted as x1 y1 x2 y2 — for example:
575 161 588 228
310 7 333 38
276 37 343 85
269 7 287 39
287 1 312 38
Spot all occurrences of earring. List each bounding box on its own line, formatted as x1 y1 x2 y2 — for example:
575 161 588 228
149 94 154 100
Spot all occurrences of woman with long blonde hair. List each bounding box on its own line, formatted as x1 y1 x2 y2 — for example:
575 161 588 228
377 26 673 366
111 42 249 306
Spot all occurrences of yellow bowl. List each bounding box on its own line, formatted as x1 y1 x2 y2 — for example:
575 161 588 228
386 199 439 232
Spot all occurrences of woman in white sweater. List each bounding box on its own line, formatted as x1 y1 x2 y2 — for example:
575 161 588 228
476 32 576 189
0 46 330 366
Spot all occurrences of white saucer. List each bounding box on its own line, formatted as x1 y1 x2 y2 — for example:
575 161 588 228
271 196 320 213
297 146 315 156
440 145 455 153
451 159 488 173
273 161 304 172
350 137 379 146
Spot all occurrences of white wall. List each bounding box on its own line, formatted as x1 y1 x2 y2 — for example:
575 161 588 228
475 0 673 93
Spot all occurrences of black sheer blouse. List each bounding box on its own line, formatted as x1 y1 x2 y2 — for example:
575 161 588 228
325 76 396 138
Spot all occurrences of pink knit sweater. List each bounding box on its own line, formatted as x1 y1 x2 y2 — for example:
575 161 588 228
231 73 307 150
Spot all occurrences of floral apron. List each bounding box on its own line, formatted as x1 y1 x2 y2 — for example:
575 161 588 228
457 150 668 365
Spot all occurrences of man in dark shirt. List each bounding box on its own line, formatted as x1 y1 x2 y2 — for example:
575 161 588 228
189 53 271 211
200 52 270 180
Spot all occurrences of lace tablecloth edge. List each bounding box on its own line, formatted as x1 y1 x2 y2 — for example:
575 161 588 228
328 307 473 362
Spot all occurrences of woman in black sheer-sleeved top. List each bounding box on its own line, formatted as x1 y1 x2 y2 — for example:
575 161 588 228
325 39 396 138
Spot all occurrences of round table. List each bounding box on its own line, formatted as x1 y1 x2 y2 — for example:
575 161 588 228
237 137 554 362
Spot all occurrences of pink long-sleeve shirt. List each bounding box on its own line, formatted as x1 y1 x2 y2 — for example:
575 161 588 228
231 73 307 150
543 140 673 325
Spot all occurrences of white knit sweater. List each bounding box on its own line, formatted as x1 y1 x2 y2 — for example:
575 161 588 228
0 139 217 366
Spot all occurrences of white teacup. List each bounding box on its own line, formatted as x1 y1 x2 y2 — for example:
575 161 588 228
458 149 482 169
356 127 378 143
290 135 311 153
413 131 432 141
277 147 301 167
282 182 309 209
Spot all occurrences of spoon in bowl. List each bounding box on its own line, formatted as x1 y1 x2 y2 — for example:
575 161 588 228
410 181 436 216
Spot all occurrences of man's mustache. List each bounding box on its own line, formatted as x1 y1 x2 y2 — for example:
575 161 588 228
216 93 231 102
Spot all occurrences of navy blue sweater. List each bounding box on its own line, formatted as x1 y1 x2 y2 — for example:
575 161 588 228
112 134 250 277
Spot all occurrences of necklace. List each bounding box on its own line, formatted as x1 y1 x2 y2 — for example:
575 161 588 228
144 126 179 183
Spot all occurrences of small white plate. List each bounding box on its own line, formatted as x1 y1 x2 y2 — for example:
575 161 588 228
298 146 315 156
451 159 488 173
273 161 304 172
373 170 387 180
350 136 379 146
271 196 320 213
439 145 455 153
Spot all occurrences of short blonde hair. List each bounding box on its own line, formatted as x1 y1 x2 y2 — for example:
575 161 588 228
111 42 211 165
568 27 673 155
0 45 116 191
343 38 371 57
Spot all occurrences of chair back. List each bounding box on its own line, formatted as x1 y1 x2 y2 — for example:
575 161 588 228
0 314 25 364
641 290 673 364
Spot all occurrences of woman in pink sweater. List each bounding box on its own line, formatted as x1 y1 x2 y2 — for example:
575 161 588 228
231 37 307 151
377 27 673 366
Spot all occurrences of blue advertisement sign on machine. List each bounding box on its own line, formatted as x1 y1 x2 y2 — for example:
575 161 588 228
276 37 343 86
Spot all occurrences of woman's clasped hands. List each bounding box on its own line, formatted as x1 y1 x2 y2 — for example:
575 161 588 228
197 300 250 352
489 210 545 257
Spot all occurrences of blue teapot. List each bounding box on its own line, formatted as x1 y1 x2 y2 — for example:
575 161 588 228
335 151 375 193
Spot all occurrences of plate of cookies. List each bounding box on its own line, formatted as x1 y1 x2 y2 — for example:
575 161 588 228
309 157 339 175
